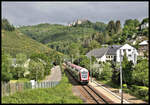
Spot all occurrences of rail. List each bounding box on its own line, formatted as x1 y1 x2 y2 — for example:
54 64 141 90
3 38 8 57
65 68 111 104
92 80 130 103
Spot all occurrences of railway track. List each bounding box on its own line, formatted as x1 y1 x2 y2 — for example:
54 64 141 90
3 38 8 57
65 68 113 104
80 85 108 104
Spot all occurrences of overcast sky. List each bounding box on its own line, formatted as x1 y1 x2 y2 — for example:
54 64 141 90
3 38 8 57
2 2 149 26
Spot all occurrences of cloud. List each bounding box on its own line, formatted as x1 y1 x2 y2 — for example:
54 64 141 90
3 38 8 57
2 2 149 26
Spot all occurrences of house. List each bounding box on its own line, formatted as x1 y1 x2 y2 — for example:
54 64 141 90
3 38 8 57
141 22 149 29
138 40 149 57
68 18 88 26
116 44 138 65
86 48 108 62
86 44 138 65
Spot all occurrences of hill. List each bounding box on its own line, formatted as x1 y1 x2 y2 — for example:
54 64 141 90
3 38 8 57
18 21 107 55
18 22 106 44
18 18 149 57
2 29 53 57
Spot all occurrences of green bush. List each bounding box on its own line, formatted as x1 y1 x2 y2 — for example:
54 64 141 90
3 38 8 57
138 86 148 97
130 85 148 100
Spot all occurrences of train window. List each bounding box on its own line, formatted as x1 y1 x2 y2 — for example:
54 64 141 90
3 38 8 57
81 71 88 79
82 71 87 74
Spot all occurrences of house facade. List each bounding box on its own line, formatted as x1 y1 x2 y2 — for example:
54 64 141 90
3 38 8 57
141 22 149 29
138 40 149 57
86 44 138 65
116 44 138 65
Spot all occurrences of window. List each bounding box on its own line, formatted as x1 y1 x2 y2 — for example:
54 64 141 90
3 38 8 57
123 49 126 52
128 49 131 52
128 54 132 57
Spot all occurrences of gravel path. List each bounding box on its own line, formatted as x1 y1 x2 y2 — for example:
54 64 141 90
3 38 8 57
42 66 62 82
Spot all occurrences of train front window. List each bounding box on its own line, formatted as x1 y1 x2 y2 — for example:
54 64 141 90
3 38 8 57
81 72 88 78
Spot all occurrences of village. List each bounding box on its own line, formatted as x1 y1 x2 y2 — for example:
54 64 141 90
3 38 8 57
2 1 149 104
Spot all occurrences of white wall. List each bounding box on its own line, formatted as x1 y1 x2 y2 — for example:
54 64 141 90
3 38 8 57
96 55 106 62
116 44 138 65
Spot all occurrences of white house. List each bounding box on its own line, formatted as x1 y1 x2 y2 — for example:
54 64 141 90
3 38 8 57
141 22 149 29
86 44 138 65
86 47 108 62
116 44 138 65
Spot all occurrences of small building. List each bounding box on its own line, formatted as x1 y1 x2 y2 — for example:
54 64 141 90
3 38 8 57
138 40 149 57
141 22 149 29
86 44 138 65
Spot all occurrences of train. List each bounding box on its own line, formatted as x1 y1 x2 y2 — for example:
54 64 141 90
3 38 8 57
65 62 89 85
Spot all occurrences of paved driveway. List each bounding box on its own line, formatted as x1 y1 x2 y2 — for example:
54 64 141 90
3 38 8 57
42 66 62 82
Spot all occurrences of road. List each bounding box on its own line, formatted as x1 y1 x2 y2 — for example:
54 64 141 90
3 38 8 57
42 66 62 82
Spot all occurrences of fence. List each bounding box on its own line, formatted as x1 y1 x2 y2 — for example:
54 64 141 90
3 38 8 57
1 81 59 97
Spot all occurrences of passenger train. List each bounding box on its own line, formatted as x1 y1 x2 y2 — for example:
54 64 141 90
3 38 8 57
66 62 89 84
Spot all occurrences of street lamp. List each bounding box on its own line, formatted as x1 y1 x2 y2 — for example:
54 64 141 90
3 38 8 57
120 49 123 104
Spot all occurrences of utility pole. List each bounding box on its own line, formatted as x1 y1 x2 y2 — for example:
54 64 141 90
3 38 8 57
120 49 123 104
72 55 73 63
90 57 93 82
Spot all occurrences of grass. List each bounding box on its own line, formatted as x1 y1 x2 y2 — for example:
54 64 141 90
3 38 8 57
2 73 83 104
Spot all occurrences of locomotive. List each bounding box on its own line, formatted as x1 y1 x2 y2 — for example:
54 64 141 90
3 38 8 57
66 62 89 84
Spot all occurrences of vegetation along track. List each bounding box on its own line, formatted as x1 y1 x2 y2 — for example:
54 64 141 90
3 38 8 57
65 68 113 104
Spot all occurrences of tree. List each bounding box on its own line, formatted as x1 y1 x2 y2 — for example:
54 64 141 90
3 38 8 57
141 18 149 24
16 53 27 65
2 53 13 82
106 20 116 36
14 53 27 79
122 52 133 85
68 43 80 62
99 62 113 81
88 40 101 51
132 59 149 86
115 20 122 34
28 60 45 80
30 53 52 75
73 55 90 70
2 18 15 31
123 19 140 39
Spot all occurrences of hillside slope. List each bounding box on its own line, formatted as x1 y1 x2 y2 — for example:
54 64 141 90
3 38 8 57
18 21 106 44
2 29 53 57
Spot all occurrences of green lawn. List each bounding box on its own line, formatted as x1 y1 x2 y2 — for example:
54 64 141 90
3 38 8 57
2 73 83 104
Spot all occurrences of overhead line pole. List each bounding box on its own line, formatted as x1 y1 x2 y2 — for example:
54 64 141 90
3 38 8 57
120 49 123 104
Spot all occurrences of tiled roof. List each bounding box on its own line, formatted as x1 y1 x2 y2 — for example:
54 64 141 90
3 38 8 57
106 45 122 55
86 45 123 58
86 47 108 58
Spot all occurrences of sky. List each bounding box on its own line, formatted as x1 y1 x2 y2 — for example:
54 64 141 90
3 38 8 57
2 2 149 27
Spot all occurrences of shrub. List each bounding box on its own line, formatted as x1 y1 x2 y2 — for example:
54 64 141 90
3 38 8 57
138 86 148 97
131 85 148 97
